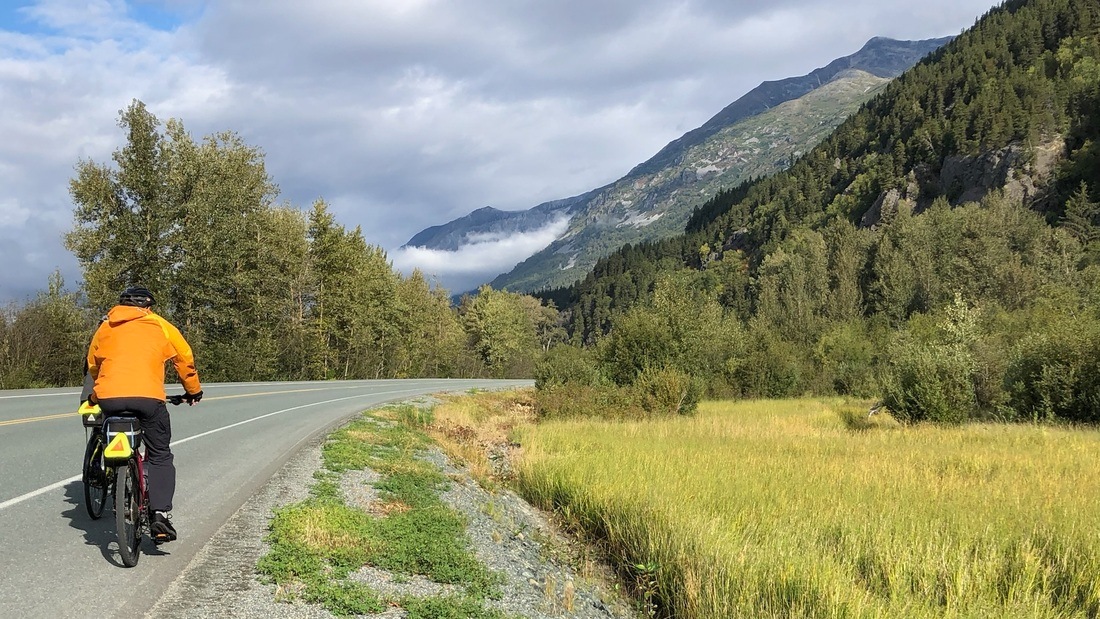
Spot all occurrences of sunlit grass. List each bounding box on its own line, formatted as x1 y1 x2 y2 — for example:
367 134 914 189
425 390 536 483
514 398 1100 618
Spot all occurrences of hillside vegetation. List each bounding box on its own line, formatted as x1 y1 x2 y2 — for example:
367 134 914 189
537 0 1100 425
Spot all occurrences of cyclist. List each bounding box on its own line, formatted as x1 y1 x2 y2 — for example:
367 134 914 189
83 286 203 544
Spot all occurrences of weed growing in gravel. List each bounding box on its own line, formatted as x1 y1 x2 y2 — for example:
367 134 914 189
257 404 504 616
401 594 511 619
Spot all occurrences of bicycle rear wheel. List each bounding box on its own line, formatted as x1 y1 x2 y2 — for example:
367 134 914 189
115 461 142 567
82 431 108 520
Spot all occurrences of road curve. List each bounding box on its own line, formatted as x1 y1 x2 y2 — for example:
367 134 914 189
0 379 530 617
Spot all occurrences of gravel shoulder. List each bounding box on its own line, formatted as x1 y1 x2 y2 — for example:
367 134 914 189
148 397 643 619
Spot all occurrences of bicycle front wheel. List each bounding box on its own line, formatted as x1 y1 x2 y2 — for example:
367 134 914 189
115 461 142 567
82 431 108 520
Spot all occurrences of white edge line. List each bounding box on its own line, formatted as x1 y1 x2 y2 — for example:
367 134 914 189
0 388 426 512
0 476 81 511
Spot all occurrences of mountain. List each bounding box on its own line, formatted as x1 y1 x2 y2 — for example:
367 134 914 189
564 0 1100 342
401 36 952 293
625 36 953 179
492 68 896 292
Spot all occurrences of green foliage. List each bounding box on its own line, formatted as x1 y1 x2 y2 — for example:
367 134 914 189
32 99 558 385
373 505 500 597
879 296 980 424
533 344 604 390
753 229 831 345
632 367 703 416
598 274 739 389
308 199 404 379
323 416 430 473
880 339 975 424
0 272 92 388
393 402 435 428
1005 314 1100 423
400 595 512 619
310 581 385 616
724 324 807 399
534 383 645 421
391 271 469 378
553 0 1100 426
1061 181 1100 265
535 275 739 418
598 309 674 387
459 286 553 378
813 321 881 397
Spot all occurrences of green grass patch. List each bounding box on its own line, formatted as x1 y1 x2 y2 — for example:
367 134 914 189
373 504 500 598
309 580 386 615
515 397 1100 618
322 412 431 472
401 594 513 619
394 402 436 428
258 404 503 615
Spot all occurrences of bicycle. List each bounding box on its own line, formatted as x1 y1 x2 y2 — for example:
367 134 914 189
81 395 186 567
80 401 109 520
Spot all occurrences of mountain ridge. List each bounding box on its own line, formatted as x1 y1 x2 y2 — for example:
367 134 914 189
402 36 954 293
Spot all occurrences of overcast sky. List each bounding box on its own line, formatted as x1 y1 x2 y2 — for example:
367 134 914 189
0 0 1002 303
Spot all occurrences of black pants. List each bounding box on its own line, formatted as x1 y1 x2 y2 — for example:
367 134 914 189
97 397 175 513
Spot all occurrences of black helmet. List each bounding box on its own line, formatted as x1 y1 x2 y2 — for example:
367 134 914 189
119 286 155 308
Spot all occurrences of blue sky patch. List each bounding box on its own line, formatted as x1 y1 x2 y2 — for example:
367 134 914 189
126 0 197 32
0 3 35 33
0 1 197 35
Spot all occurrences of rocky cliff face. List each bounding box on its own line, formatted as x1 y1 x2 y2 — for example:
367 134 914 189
859 136 1066 228
403 37 953 293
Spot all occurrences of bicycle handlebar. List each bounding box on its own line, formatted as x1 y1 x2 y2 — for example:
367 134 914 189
167 395 185 406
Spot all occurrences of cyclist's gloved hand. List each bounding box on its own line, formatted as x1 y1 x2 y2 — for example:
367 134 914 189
183 390 203 405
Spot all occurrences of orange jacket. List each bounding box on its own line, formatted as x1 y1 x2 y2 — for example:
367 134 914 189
87 305 202 401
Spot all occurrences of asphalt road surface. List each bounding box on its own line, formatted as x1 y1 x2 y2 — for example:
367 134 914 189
0 379 530 617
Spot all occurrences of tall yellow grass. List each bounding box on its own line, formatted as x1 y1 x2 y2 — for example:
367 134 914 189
514 398 1100 618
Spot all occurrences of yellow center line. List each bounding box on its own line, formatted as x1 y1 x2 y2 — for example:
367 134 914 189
0 412 75 427
0 386 352 428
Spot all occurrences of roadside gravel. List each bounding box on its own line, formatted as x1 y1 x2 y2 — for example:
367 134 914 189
148 396 644 619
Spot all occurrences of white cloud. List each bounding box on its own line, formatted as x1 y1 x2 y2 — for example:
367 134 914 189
0 198 30 227
390 215 572 294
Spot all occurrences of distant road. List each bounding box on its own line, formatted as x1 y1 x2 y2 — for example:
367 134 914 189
0 379 531 617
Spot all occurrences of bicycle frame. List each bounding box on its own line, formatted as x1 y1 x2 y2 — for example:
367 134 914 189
102 415 148 567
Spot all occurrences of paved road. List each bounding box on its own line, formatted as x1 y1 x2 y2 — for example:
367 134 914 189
0 379 530 617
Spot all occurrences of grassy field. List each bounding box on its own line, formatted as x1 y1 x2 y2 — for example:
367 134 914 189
513 397 1100 618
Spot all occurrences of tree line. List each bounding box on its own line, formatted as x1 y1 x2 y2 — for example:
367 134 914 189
0 101 562 389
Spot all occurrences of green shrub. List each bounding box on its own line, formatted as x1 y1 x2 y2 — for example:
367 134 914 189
534 344 604 390
1005 318 1100 423
633 366 703 416
814 321 879 397
725 329 807 398
880 338 974 424
598 309 676 386
534 383 645 421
